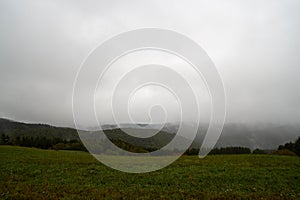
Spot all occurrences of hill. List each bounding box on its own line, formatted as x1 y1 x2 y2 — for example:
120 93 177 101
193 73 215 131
0 118 181 151
1 118 300 150
0 118 79 141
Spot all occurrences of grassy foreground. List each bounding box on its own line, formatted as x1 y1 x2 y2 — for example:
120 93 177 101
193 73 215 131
1 146 300 199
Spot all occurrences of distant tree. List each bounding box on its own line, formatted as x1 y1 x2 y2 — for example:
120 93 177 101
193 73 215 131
0 134 4 144
14 137 21 145
0 134 9 145
185 148 199 155
252 148 265 154
0 133 3 144
277 136 300 156
209 147 251 155
294 137 300 156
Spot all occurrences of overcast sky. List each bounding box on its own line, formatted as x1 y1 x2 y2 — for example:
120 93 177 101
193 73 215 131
0 0 300 127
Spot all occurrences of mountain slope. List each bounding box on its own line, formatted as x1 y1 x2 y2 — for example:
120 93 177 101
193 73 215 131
1 118 299 150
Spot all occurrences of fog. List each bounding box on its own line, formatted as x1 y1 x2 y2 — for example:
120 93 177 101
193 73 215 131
0 0 300 127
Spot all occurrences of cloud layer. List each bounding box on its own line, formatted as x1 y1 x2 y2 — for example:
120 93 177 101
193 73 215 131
0 0 299 127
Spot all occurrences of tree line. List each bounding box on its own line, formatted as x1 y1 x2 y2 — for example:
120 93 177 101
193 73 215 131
0 133 86 151
1 132 299 156
0 133 252 154
277 136 300 156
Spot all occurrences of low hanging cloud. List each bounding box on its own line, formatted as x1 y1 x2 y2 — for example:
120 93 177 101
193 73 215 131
0 0 300 127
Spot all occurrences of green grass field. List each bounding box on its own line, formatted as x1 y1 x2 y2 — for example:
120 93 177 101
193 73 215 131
1 146 300 199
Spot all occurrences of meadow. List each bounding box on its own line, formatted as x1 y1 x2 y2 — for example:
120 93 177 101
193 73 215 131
1 145 300 199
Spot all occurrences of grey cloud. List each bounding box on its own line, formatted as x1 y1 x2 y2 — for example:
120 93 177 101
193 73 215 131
0 0 299 127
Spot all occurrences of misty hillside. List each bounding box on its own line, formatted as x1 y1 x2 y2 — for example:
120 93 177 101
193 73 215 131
214 124 300 150
0 118 79 141
1 118 299 150
0 118 181 150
